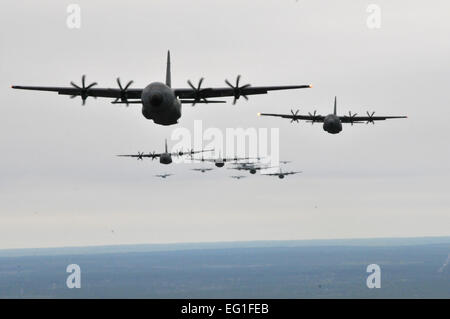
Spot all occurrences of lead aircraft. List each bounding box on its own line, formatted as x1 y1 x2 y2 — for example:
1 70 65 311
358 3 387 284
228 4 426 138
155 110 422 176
12 51 311 126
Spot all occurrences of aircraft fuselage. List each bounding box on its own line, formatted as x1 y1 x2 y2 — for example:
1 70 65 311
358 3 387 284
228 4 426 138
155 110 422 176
160 153 172 164
215 161 225 168
323 114 342 134
141 82 181 126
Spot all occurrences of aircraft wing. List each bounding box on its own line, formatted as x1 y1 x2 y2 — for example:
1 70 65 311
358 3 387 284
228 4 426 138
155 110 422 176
283 171 302 175
339 115 407 123
117 152 161 159
202 156 251 163
257 112 325 123
11 85 142 99
172 148 214 157
174 85 311 100
229 166 251 170
12 76 144 106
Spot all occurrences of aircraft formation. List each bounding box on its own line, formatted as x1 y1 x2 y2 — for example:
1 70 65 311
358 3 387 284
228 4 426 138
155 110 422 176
151 158 299 180
11 51 407 179
116 138 296 179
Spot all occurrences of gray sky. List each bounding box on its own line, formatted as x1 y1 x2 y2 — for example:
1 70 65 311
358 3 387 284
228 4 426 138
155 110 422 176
1 0 449 249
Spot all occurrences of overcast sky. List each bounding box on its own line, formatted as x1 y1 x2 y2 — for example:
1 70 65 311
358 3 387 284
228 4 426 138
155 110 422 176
1 0 449 249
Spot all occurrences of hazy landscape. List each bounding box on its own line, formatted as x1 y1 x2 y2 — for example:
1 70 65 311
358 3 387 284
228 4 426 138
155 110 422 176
0 237 448 298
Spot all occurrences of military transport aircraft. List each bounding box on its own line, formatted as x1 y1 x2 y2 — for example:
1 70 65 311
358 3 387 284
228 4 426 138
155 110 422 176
117 139 211 165
201 155 257 168
230 175 246 180
191 151 256 168
154 173 173 179
191 167 214 173
262 168 301 179
229 162 274 175
12 51 311 126
258 97 407 134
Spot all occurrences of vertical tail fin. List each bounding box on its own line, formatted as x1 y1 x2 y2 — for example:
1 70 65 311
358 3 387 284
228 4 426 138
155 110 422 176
334 96 337 115
165 139 168 153
166 50 171 87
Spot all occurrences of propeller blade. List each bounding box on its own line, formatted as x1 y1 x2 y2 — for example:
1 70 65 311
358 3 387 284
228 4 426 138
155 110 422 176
197 77 204 90
124 80 133 90
225 79 233 88
117 78 123 90
70 82 81 90
85 82 97 90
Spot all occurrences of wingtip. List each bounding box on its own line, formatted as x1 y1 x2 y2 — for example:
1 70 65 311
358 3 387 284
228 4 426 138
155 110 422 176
257 112 261 116
309 84 313 88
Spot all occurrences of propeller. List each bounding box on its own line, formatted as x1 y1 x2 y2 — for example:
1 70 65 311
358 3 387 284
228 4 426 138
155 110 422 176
225 75 251 105
186 148 196 155
149 151 158 160
366 111 376 124
70 75 98 105
136 152 144 160
187 78 210 105
308 110 319 125
347 111 358 125
290 109 300 123
114 78 134 106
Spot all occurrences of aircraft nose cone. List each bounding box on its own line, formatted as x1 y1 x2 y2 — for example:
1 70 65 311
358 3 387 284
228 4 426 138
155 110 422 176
150 93 163 106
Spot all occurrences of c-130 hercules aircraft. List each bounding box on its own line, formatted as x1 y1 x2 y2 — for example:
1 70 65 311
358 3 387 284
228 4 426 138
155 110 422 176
258 96 407 134
12 51 311 126
117 139 211 165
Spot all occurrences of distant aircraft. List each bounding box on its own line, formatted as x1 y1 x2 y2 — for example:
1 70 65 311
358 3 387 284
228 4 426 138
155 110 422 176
154 173 173 179
191 150 257 168
117 139 211 165
198 153 257 168
12 51 311 126
191 168 214 173
230 175 246 180
262 167 301 179
229 162 273 174
258 97 407 134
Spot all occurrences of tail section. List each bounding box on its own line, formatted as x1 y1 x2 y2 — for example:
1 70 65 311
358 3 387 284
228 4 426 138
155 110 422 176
166 50 171 87
334 96 337 115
